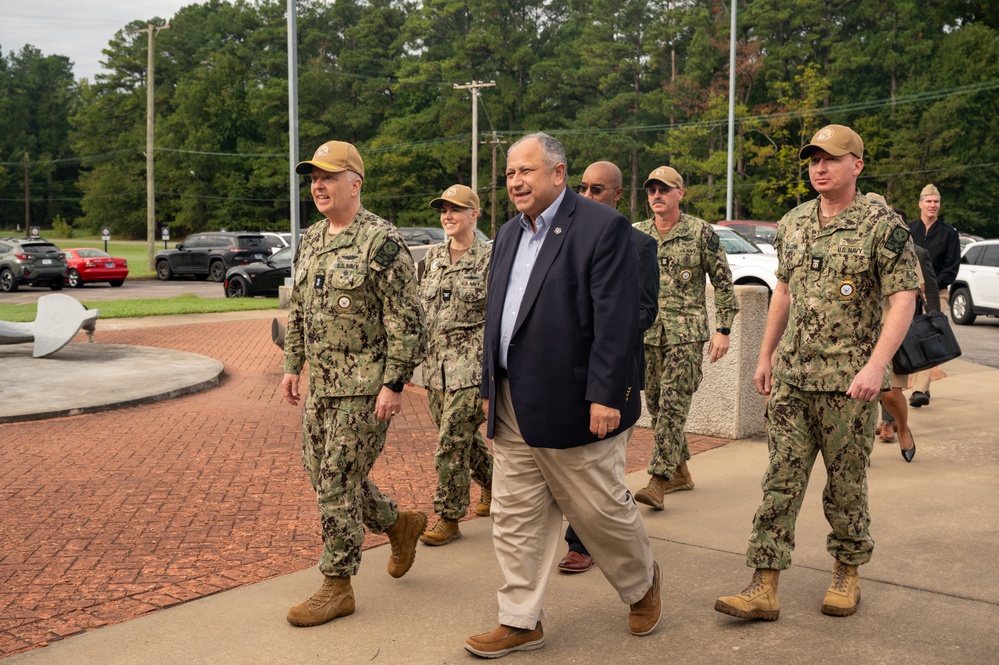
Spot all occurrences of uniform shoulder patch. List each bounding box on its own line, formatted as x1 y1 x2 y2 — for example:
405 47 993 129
373 238 402 267
707 231 720 252
883 225 910 255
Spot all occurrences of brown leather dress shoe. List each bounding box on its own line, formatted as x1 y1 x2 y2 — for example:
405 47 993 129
557 550 593 573
465 623 544 658
629 561 662 636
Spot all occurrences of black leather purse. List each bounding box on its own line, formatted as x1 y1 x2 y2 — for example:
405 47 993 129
892 293 962 374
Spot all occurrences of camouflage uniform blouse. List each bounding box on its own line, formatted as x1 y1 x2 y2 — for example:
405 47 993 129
773 193 919 393
635 214 738 347
283 207 426 397
419 238 491 392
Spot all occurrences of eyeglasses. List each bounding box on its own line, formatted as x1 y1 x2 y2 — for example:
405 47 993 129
576 183 605 196
646 184 675 196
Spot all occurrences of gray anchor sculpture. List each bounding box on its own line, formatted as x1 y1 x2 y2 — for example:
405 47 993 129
0 293 99 357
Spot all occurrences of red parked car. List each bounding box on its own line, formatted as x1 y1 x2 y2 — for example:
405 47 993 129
62 248 129 287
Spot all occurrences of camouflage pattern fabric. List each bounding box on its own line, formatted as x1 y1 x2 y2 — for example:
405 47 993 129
634 213 735 479
744 193 919 571
772 193 919 392
283 207 426 395
419 238 491 391
634 214 738 348
283 207 425 576
427 386 492 520
643 341 704 478
302 393 399 577
746 380 876 570
420 237 493 519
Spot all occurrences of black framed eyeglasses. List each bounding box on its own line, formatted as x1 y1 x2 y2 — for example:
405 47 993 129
577 183 605 196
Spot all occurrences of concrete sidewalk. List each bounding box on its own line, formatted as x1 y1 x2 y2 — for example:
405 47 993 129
6 357 997 664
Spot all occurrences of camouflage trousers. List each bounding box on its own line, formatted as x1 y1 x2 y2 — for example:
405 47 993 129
644 341 704 478
301 392 398 577
427 385 492 520
746 379 877 570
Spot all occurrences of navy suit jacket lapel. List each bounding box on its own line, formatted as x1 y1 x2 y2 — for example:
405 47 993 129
512 188 576 337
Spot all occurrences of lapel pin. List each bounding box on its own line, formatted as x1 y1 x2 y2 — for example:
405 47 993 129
553 227 562 235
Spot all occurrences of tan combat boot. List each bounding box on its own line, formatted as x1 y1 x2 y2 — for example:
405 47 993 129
661 461 695 494
635 474 669 510
420 517 461 546
287 575 355 627
821 561 861 616
385 509 427 578
715 569 781 620
475 485 492 517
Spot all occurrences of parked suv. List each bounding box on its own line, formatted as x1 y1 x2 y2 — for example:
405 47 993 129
950 238 999 325
155 232 271 282
0 237 67 292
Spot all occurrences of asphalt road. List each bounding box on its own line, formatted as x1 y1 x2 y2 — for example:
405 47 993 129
3 278 997 368
0 277 226 306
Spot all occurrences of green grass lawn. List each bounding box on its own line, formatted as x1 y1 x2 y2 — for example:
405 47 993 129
0 294 280 322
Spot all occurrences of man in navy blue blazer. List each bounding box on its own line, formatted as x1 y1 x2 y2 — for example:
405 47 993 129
464 134 662 659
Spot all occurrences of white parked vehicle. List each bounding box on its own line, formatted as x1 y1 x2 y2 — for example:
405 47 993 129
950 238 999 325
712 225 779 293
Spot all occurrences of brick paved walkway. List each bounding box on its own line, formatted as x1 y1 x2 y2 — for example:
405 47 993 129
0 317 731 657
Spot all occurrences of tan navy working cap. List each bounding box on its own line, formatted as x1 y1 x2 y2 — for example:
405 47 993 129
430 184 480 210
643 166 684 189
920 183 940 198
799 124 864 160
295 141 365 178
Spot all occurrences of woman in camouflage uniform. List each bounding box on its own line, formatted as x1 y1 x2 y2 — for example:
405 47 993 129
418 185 494 546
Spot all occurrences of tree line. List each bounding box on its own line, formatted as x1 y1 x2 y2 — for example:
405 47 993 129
1 0 997 240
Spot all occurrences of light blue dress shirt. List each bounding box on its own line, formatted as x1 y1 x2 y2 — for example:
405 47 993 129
498 188 568 369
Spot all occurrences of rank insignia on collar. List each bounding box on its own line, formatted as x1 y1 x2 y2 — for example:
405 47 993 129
553 227 562 235
810 257 824 271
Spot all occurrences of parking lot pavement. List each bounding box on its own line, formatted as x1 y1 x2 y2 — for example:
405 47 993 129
0 314 731 657
0 279 227 306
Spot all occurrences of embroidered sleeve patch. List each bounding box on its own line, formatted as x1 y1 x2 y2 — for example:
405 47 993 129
373 239 401 267
883 226 909 255
707 231 720 252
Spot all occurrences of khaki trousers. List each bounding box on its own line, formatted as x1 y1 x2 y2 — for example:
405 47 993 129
491 379 654 629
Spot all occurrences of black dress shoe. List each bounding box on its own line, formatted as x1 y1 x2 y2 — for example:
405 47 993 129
909 391 930 408
901 429 916 463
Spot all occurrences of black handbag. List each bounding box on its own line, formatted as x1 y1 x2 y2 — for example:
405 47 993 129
892 293 962 374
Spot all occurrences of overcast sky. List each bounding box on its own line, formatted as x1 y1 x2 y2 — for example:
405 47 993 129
0 2 200 82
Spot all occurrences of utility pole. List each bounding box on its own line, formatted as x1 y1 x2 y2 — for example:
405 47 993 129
142 22 170 271
23 152 29 236
453 80 495 193
725 0 737 221
487 131 506 239
286 0 300 274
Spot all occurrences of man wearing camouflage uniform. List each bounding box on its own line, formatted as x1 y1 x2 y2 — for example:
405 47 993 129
715 125 918 621
418 185 493 546
634 166 737 511
281 140 427 627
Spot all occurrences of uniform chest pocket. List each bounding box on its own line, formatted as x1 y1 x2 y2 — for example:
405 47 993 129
828 253 870 275
458 285 486 303
825 253 871 302
326 269 367 291
421 279 439 301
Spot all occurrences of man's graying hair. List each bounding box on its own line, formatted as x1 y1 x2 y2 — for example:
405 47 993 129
508 132 567 174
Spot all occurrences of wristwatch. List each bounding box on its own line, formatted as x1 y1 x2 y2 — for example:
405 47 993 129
716 327 730 335
384 380 404 393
